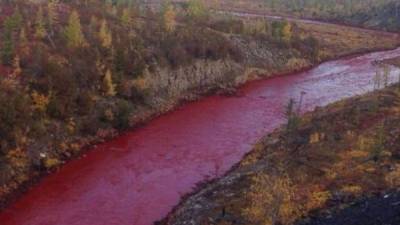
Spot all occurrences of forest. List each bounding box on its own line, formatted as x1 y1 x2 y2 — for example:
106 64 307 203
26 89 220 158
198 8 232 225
0 0 323 202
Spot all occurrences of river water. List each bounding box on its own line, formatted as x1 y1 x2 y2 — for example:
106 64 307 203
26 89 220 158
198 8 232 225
1 48 400 225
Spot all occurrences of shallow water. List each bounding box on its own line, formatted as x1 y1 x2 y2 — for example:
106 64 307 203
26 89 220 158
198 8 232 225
1 48 400 225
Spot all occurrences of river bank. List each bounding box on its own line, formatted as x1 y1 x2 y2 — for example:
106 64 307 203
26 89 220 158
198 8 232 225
162 84 400 225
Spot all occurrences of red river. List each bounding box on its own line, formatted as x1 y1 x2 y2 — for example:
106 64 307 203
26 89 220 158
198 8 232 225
1 48 400 225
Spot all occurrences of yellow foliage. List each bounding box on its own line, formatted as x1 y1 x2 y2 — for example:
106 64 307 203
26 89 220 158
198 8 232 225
121 8 133 26
103 69 117 96
244 19 267 35
6 148 29 170
65 10 87 48
70 143 81 153
357 135 374 151
44 157 60 169
31 91 50 113
346 150 369 159
306 191 331 210
35 7 47 39
286 58 309 70
163 4 177 33
59 142 68 152
241 143 264 166
48 0 59 27
340 185 362 194
325 169 338 180
133 77 149 91
67 118 76 134
282 22 292 42
99 20 113 48
309 132 325 144
242 173 301 225
12 55 22 77
386 164 400 188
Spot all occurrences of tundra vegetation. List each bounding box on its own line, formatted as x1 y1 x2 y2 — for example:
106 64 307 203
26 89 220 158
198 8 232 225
0 0 399 209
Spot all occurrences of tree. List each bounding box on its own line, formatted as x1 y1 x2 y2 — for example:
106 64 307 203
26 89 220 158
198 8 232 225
99 20 113 48
19 28 30 56
12 55 22 77
1 18 15 65
1 8 23 65
187 0 207 20
121 8 133 27
373 69 382 90
103 69 116 96
305 36 320 62
162 3 177 33
9 7 23 30
1 35 14 66
382 65 390 87
65 10 87 48
31 91 50 114
282 21 292 42
285 98 300 133
48 0 60 32
35 7 47 39
371 123 386 161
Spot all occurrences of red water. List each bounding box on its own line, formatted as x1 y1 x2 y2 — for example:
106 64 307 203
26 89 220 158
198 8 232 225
1 48 400 225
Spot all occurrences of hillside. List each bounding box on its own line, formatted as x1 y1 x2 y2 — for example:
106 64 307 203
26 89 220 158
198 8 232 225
204 0 400 32
0 0 399 209
344 2 400 32
163 84 400 225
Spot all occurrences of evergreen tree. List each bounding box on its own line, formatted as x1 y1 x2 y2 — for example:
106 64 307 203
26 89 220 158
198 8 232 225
48 0 60 32
35 7 47 39
162 3 177 33
10 7 23 30
12 55 22 77
187 0 207 20
1 33 14 65
103 69 117 96
282 22 292 43
19 28 30 56
99 20 113 48
65 10 87 48
121 8 133 27
1 17 15 65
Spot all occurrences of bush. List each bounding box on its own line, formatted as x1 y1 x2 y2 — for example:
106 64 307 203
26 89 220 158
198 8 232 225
114 100 134 130
0 83 31 155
